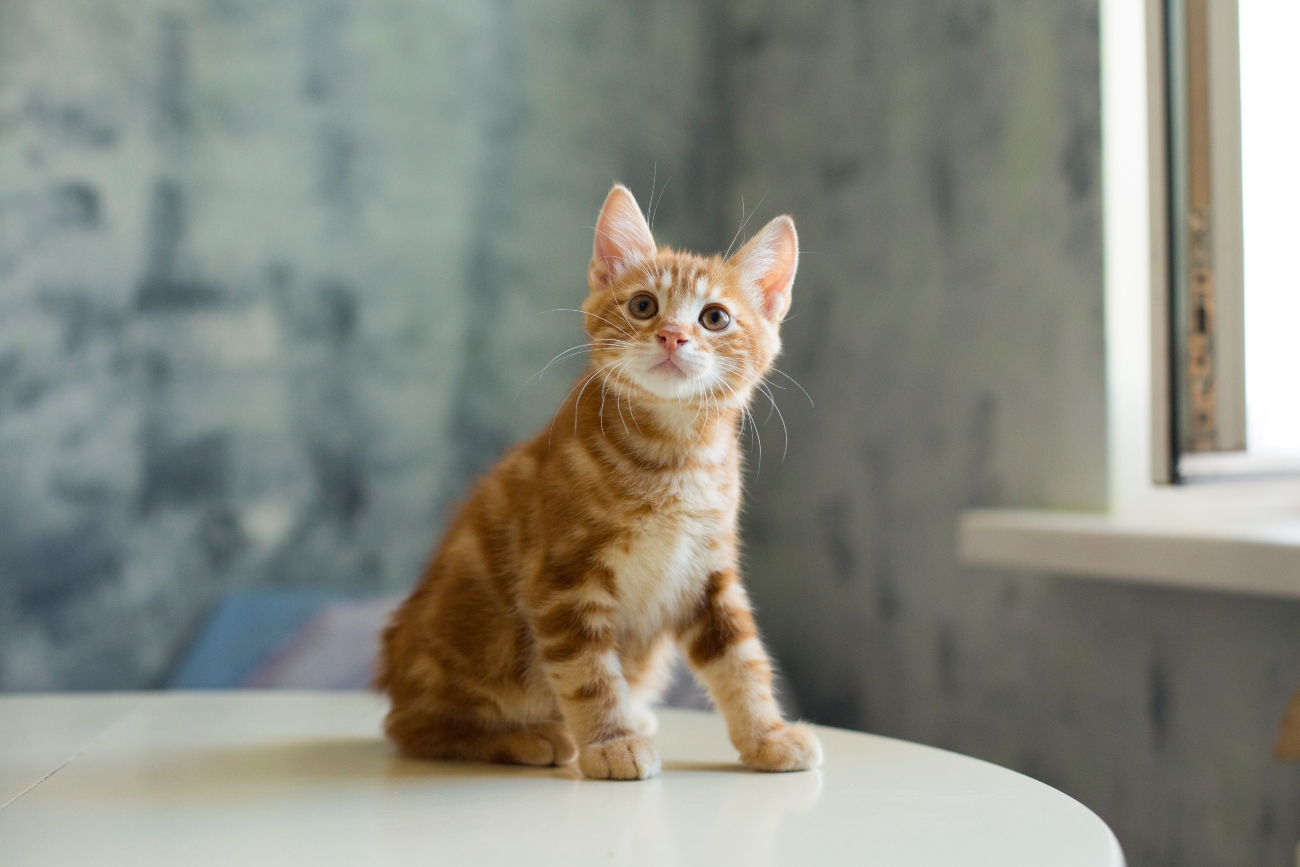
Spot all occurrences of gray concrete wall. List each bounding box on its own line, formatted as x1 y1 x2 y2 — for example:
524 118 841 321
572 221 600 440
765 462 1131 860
1 1 1298 864
727 4 1300 867
0 0 726 689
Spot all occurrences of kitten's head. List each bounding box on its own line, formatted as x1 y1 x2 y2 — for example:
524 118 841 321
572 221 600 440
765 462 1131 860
581 184 798 407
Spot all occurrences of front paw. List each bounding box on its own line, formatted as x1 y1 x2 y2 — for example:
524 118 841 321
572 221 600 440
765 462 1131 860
741 723 823 772
629 703 659 736
579 734 661 780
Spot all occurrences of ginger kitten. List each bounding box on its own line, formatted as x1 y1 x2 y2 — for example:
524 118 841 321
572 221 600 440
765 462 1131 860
377 184 822 780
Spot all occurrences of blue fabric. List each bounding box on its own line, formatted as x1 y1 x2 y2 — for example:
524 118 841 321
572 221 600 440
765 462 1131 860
167 590 336 688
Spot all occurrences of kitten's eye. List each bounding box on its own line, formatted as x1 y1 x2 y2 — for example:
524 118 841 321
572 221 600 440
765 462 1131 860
628 293 658 320
699 305 731 331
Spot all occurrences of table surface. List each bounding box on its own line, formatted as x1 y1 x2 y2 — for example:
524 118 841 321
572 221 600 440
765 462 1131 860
0 691 1123 866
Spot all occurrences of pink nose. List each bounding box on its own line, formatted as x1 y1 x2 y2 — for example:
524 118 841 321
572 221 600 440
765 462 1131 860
657 328 688 354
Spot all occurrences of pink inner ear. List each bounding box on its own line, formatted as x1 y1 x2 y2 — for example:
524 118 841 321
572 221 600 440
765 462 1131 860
736 216 798 320
761 226 797 317
591 186 655 287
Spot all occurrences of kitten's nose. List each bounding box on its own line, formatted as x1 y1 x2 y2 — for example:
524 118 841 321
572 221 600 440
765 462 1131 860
657 328 688 354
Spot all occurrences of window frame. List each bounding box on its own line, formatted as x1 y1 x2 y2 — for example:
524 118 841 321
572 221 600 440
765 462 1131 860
1158 0 1300 482
956 0 1300 600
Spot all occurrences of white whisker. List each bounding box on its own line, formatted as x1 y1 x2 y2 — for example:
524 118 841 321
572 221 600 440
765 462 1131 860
723 190 770 260
646 162 657 229
724 196 746 261
598 369 610 437
612 360 634 436
745 406 762 477
548 357 624 449
516 340 631 399
542 308 633 338
771 367 814 407
755 381 789 462
573 360 614 435
650 175 670 230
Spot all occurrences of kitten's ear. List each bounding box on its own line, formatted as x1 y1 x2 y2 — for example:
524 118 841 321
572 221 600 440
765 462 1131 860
730 215 798 321
589 184 656 290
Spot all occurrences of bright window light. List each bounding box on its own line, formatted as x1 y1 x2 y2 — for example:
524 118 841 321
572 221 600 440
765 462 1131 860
1240 0 1300 455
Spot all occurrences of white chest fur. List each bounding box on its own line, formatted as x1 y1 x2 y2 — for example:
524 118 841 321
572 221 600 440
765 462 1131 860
602 470 735 636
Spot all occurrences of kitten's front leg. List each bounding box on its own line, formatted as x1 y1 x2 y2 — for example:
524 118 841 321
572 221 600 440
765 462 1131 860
533 571 660 781
680 569 823 772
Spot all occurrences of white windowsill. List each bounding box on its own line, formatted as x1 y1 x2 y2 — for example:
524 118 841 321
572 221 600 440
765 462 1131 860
959 508 1300 600
965 0 1300 604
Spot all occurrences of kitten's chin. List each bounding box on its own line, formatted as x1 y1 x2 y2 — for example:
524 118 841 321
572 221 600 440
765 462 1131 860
627 364 707 401
628 376 693 401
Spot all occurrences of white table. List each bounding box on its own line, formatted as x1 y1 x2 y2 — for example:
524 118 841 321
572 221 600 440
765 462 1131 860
0 691 1123 866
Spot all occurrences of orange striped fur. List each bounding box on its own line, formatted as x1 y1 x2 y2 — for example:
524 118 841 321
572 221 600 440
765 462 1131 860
378 184 822 779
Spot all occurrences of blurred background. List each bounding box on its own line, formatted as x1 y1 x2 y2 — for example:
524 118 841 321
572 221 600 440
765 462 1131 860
0 1 1297 864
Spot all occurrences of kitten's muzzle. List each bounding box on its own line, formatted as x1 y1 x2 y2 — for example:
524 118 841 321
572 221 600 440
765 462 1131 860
656 327 689 354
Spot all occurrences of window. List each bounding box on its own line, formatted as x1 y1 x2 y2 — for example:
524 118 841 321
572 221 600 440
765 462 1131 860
1239 1 1300 458
957 0 1300 600
1162 0 1300 481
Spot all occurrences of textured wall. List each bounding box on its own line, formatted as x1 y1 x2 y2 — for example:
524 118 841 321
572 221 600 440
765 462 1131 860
0 0 727 689
3 1 1299 865
725 3 1300 867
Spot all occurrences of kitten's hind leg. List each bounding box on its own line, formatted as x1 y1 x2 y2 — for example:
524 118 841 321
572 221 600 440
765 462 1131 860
388 716 577 767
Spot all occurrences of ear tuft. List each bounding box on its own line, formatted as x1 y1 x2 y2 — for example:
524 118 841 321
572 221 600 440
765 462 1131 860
589 184 656 289
730 215 798 320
